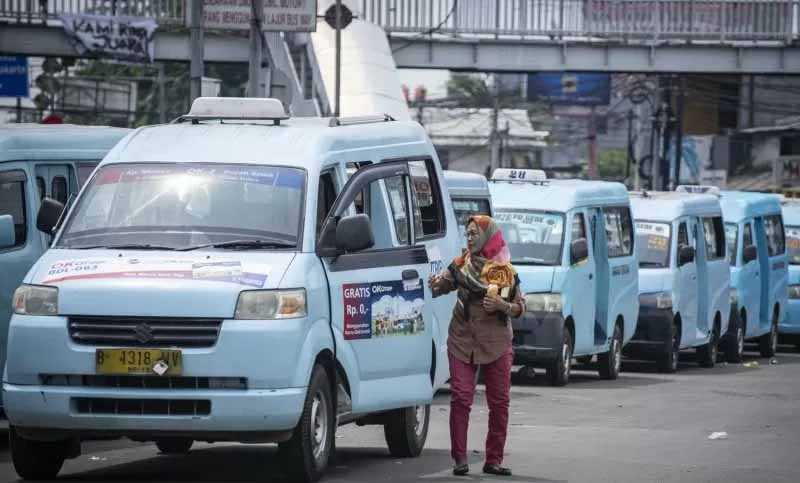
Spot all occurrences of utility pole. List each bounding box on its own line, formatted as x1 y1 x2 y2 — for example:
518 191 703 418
157 63 166 124
633 102 642 190
673 75 686 190
249 0 265 98
188 0 204 103
489 75 501 174
334 0 342 116
588 106 598 179
660 79 674 191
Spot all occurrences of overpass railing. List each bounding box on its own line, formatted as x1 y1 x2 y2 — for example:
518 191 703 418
360 0 800 42
0 0 184 25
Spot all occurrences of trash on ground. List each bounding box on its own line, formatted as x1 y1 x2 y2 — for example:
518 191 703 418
89 456 107 462
770 358 778 365
708 432 728 440
743 361 760 368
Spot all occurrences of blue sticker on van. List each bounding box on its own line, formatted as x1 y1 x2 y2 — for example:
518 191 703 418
343 280 425 340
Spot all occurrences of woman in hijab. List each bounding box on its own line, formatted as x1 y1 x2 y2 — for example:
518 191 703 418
429 215 524 477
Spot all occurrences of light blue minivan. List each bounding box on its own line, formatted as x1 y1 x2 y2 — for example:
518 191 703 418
443 170 493 243
715 189 787 359
626 191 731 372
3 99 461 482
0 124 130 412
489 169 639 386
779 198 800 349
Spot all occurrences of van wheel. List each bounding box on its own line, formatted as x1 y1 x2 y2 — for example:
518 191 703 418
155 438 193 454
658 321 680 373
285 365 334 483
727 321 745 363
759 317 779 358
697 329 719 368
546 329 572 386
598 324 623 380
9 426 67 480
384 404 430 457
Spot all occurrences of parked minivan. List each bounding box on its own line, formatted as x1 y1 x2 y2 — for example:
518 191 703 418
3 99 461 482
710 188 787 359
443 170 493 243
626 191 731 372
489 169 639 386
0 124 130 410
779 197 800 349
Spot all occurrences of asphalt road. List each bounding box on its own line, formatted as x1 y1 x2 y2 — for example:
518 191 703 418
0 346 798 483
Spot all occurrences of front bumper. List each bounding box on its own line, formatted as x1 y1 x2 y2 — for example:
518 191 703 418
624 302 673 356
779 298 800 335
512 311 565 365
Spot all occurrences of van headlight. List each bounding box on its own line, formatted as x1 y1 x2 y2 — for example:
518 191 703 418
234 289 307 320
525 293 562 313
789 285 800 300
13 284 58 316
730 288 739 305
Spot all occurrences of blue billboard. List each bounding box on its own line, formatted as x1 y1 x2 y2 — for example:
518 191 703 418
0 56 29 98
527 73 610 106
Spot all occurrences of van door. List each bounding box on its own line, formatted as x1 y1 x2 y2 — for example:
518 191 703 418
754 217 771 330
568 209 596 355
601 206 637 349
764 214 788 328
589 208 610 346
675 219 699 347
695 218 710 341
319 161 433 413
739 221 761 337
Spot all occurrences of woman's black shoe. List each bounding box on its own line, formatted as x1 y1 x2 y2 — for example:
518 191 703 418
453 463 469 476
483 464 512 476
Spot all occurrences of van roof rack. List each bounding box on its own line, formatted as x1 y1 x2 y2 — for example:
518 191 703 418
675 185 721 197
329 114 395 127
174 97 289 125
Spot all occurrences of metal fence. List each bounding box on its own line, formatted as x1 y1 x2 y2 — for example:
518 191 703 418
360 0 800 41
0 0 184 24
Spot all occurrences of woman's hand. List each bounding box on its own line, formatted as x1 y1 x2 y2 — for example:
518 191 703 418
428 274 442 290
483 294 509 314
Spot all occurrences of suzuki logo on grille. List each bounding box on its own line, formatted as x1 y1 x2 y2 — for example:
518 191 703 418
134 323 154 344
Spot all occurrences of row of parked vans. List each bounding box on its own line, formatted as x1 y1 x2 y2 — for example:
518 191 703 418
0 99 797 482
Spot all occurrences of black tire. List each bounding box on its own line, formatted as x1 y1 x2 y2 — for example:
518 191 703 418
697 327 719 368
155 438 193 454
285 365 335 483
759 315 779 358
9 426 67 480
383 404 430 458
546 329 572 386
598 324 623 380
658 320 680 373
726 316 745 363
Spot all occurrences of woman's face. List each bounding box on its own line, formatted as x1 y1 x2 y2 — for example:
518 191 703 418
466 221 480 254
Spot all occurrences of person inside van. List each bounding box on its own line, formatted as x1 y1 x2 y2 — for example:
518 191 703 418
429 215 524 477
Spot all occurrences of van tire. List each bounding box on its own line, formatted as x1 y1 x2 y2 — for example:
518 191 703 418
598 324 623 380
697 329 719 368
658 321 680 373
727 312 746 363
285 365 334 483
759 317 779 358
155 438 193 455
384 404 430 458
9 426 67 480
546 329 572 386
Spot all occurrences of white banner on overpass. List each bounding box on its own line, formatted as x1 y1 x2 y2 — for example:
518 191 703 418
60 15 158 63
199 0 318 32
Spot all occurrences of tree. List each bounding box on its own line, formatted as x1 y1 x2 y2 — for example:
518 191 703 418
597 148 628 180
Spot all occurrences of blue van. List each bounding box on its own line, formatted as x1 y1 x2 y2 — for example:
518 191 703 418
3 99 461 482
0 124 130 411
489 169 639 386
443 170 493 242
626 191 731 372
779 198 800 349
715 189 787 359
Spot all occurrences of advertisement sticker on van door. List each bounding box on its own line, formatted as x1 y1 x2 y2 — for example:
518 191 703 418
343 279 425 340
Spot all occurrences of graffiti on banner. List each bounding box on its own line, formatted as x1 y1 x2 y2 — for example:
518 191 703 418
60 15 158 63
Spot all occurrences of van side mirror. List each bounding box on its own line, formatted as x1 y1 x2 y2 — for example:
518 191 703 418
743 245 758 264
678 245 695 267
570 238 588 265
37 197 65 235
0 214 15 249
336 214 375 253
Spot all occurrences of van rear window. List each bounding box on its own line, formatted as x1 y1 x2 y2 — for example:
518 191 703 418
452 198 491 230
635 221 670 268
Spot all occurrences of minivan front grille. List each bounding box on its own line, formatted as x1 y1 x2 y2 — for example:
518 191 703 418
68 316 222 348
74 397 211 416
42 374 247 391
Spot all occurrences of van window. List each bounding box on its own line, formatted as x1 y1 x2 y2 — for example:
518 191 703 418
452 198 491 230
725 223 738 266
678 222 689 249
316 172 337 236
52 176 68 205
571 212 586 242
409 160 445 239
384 176 411 245
345 161 371 215
495 210 564 266
0 171 27 248
743 223 754 252
604 206 634 258
764 215 785 257
787 226 800 265
36 176 46 201
702 217 725 261
636 221 670 268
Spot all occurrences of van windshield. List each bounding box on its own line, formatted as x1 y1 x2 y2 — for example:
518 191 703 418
787 225 800 265
635 221 671 268
725 223 738 266
495 210 564 265
57 163 305 250
452 198 491 231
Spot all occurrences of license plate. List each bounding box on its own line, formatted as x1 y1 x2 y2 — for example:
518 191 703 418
95 349 182 376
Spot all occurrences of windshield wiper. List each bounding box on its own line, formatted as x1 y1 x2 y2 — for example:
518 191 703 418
66 243 178 251
177 239 295 251
513 260 552 266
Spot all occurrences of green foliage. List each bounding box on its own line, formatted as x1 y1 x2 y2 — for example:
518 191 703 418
597 148 628 179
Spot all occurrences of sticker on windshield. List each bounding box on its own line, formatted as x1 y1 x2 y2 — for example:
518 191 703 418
343 280 425 340
41 258 270 288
